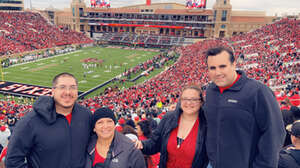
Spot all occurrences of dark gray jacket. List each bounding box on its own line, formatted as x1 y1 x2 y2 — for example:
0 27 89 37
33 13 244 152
5 96 92 168
86 131 146 168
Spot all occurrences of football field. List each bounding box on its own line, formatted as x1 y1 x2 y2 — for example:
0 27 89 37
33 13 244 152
1 46 160 95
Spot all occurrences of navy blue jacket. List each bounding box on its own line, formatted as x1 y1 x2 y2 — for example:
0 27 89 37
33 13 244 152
141 104 208 168
5 96 92 168
204 70 285 168
278 148 300 168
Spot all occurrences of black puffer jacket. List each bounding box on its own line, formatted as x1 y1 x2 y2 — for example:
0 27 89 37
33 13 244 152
278 148 300 168
5 96 92 168
204 70 285 168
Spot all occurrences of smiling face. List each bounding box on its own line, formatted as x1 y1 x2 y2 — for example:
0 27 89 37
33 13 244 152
94 118 115 140
52 75 78 111
180 88 202 115
207 51 237 87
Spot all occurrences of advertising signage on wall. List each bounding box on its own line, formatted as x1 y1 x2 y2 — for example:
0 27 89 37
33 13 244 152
0 81 83 98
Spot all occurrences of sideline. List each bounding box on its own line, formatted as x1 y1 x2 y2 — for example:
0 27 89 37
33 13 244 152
7 50 82 68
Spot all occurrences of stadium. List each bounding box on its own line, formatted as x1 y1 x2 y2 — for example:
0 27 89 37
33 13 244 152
0 0 299 167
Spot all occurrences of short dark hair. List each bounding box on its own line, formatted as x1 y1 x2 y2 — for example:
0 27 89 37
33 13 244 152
52 72 78 87
205 47 235 63
121 125 137 136
137 120 152 139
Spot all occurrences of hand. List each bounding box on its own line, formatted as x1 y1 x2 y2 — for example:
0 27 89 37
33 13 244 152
134 140 143 149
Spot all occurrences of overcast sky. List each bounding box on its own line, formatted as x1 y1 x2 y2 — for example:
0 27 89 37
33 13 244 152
25 0 300 16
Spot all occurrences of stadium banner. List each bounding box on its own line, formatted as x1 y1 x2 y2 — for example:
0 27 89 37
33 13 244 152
92 0 110 8
91 0 96 7
0 81 83 98
186 0 206 8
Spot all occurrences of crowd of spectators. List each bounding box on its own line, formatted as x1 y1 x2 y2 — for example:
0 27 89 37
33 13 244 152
0 18 298 135
228 18 299 107
83 18 299 115
0 11 93 56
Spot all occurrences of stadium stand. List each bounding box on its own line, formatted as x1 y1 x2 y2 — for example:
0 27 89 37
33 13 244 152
0 18 299 124
0 11 93 56
97 32 185 47
79 18 299 113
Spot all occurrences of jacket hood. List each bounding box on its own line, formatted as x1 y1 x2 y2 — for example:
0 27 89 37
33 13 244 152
290 149 300 165
33 96 57 125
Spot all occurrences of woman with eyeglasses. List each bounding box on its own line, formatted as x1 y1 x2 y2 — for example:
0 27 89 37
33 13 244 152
135 85 208 168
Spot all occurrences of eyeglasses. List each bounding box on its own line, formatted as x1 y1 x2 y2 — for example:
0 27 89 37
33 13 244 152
53 85 78 91
181 98 201 103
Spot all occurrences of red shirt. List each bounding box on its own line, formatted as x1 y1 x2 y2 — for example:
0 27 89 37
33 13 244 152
93 145 106 166
219 74 241 94
0 147 7 161
138 135 160 168
166 118 199 168
65 113 72 125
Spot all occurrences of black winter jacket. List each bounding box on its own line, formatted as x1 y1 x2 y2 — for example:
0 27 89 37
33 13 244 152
204 70 286 168
5 96 92 168
85 131 146 168
278 148 300 168
141 104 208 168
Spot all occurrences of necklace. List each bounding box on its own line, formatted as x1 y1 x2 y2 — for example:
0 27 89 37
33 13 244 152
177 137 184 148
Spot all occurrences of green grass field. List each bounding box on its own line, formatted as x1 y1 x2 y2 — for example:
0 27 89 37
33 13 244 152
1 46 160 97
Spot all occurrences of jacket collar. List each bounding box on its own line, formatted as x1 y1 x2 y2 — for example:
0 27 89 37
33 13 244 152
87 131 124 158
110 132 124 157
33 96 79 125
87 134 97 155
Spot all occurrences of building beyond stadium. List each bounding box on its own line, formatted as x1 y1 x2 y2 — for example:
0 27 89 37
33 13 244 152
0 0 24 11
55 0 275 39
1 0 275 39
